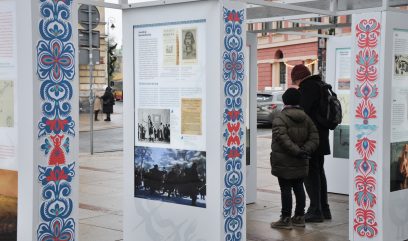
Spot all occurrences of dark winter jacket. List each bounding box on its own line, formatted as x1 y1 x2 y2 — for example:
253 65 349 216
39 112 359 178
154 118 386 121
270 107 319 179
101 87 115 114
298 75 331 155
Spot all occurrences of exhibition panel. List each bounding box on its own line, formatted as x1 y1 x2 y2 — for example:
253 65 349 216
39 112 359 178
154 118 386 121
0 1 18 240
325 36 352 195
123 0 246 240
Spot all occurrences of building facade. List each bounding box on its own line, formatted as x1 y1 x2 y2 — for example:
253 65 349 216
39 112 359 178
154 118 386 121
255 16 351 91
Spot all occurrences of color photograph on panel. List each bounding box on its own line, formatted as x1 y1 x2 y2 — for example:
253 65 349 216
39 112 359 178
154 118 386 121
390 141 408 191
134 146 206 208
0 169 17 241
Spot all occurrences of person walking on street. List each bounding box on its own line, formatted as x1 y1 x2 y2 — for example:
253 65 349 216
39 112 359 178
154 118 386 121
291 64 332 222
101 86 115 122
270 88 319 230
93 92 102 121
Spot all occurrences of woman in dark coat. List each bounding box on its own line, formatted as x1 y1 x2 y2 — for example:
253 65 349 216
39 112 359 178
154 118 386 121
101 87 115 121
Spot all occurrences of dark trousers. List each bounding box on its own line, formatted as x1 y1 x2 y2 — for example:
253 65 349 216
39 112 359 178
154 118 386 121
278 177 306 217
304 153 329 215
94 110 99 120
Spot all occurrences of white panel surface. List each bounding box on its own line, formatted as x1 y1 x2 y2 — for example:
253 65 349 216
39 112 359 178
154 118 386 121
381 11 408 241
123 1 224 240
246 32 257 204
325 36 351 195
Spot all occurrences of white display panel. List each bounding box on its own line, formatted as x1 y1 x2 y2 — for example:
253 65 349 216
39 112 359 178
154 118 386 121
123 1 230 240
390 29 408 192
325 36 351 195
133 20 208 208
0 1 17 171
134 20 206 151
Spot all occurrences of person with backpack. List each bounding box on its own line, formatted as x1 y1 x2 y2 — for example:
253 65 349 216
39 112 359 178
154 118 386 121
291 64 342 222
270 88 319 229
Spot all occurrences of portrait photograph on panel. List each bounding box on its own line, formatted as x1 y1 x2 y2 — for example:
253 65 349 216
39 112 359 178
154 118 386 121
0 169 17 240
134 146 206 208
390 141 408 192
181 28 197 61
395 54 408 76
137 109 171 144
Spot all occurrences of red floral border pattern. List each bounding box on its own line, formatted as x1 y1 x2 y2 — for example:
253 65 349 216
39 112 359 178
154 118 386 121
353 18 381 238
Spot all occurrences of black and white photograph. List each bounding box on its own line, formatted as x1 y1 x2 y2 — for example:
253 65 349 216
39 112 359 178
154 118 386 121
390 141 408 192
395 55 408 76
182 28 197 60
134 146 206 208
138 109 171 144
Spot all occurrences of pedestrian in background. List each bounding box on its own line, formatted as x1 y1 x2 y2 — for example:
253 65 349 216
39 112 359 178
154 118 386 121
291 64 332 222
101 86 115 122
93 92 102 121
270 88 319 230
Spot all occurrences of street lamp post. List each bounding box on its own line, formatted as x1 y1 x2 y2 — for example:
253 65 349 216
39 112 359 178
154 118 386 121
107 18 115 87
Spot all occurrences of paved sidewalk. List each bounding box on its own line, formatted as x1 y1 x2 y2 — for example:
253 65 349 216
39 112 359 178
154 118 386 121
77 105 349 241
79 152 123 241
247 137 349 241
79 102 123 132
78 138 349 241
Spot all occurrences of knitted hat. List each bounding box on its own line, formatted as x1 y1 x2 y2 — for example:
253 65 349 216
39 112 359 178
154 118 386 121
291 64 311 82
282 88 301 106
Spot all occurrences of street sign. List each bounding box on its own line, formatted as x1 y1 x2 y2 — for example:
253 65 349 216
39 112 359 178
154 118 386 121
79 48 100 65
78 29 100 48
78 4 100 30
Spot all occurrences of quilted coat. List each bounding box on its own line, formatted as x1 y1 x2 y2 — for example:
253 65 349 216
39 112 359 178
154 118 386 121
270 107 319 179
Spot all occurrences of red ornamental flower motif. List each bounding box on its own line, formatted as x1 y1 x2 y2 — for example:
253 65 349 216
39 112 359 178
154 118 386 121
354 175 377 208
227 110 241 121
355 49 378 82
355 100 377 124
356 138 376 160
228 148 241 159
227 122 241 147
46 118 69 133
354 208 378 238
228 12 240 23
46 168 69 183
356 19 381 48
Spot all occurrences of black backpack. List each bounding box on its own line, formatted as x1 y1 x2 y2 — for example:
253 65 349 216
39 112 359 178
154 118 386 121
315 81 342 130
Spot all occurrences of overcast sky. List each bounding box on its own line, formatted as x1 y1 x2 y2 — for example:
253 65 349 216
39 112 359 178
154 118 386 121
105 0 156 48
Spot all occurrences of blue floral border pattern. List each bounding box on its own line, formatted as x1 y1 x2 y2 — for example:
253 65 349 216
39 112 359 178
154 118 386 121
222 8 245 241
37 0 76 240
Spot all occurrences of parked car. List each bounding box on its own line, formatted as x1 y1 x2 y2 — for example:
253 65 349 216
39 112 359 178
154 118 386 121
257 91 284 125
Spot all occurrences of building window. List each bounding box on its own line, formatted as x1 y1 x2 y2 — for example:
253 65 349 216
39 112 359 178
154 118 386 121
248 23 254 31
279 62 286 85
276 21 283 29
261 22 272 36
261 22 267 36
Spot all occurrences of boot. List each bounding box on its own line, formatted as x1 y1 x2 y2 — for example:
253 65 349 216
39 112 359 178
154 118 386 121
305 211 323 223
291 215 305 227
323 209 332 220
270 216 292 230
